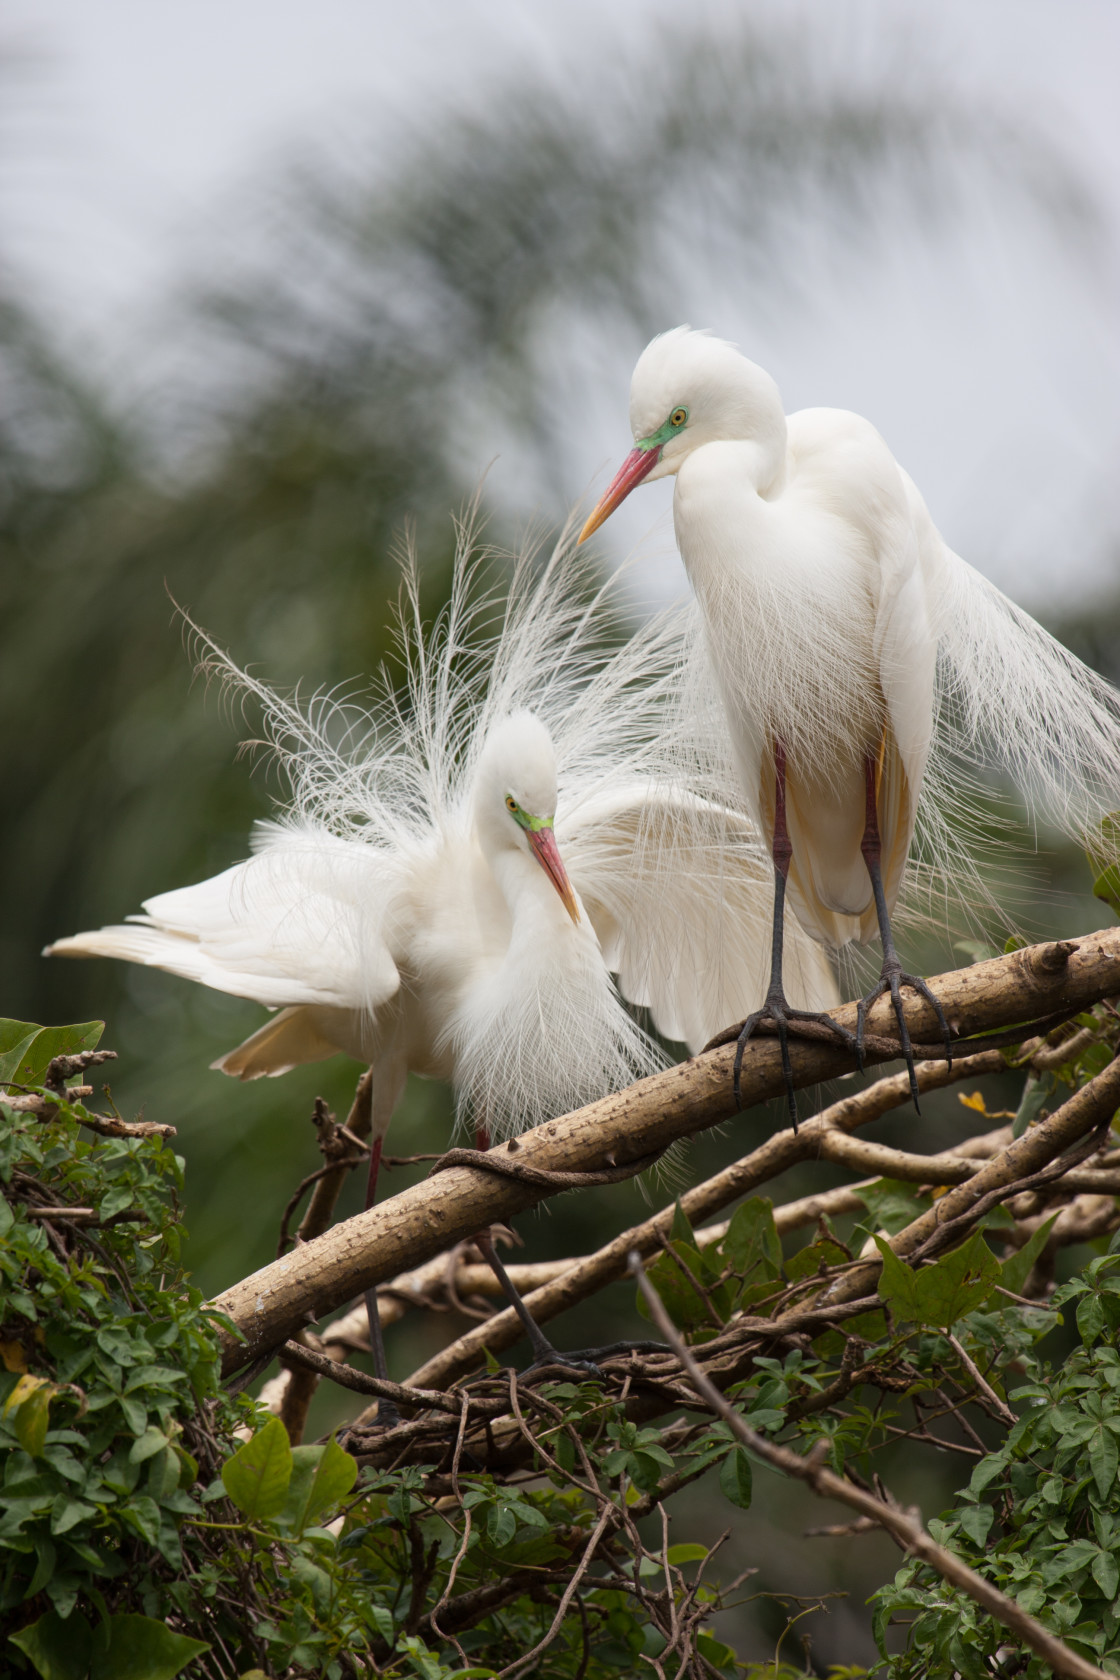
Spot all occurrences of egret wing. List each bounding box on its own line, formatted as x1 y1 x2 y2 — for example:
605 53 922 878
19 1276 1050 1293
559 785 839 1053
46 825 401 1014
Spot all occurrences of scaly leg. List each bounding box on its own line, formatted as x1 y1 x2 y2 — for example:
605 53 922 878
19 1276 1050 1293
362 1133 400 1429
471 1127 664 1375
855 753 952 1110
734 741 858 1125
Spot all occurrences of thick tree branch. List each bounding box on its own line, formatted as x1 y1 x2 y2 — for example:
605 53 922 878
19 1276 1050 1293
210 932 1120 1374
400 1051 1007 1394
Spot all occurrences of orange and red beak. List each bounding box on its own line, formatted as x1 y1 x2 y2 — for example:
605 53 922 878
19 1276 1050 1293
578 445 661 544
527 826 580 924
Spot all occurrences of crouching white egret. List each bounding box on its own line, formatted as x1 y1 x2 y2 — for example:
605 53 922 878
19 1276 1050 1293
580 327 1120 1115
48 531 837 1377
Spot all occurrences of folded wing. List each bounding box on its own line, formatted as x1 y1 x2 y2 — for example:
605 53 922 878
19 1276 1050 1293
560 786 839 1053
46 826 403 1076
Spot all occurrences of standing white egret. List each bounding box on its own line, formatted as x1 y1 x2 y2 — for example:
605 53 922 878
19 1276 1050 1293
580 327 1120 1114
47 530 837 1375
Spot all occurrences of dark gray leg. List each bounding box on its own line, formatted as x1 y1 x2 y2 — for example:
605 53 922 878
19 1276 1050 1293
734 741 858 1127
362 1135 400 1428
855 753 952 1110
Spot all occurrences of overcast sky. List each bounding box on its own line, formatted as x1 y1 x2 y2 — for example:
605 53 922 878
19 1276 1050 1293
3 0 1118 613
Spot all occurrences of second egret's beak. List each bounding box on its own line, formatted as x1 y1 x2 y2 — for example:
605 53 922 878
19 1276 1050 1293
578 445 661 543
528 826 581 925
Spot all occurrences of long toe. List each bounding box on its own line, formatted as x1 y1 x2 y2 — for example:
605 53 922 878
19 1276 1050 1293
524 1351 604 1380
734 999 858 1124
732 1009 766 1109
900 973 954 1067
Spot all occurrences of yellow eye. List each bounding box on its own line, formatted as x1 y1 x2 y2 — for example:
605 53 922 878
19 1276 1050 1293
505 796 518 813
670 407 687 428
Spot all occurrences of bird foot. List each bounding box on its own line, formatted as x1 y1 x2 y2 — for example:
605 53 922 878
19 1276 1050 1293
733 994 858 1127
856 961 952 1112
522 1337 668 1381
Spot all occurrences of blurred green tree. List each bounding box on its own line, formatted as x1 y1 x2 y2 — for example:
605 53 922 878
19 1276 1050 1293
0 19 1095 1300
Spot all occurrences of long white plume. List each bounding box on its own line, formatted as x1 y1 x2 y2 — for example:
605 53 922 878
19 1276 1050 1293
188 516 694 865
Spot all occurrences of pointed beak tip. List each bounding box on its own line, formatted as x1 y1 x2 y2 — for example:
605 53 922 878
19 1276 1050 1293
579 444 659 547
528 826 581 926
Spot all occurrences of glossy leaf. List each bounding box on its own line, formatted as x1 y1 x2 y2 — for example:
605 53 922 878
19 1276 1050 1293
999 1215 1058 1298
220 1416 292 1521
89 1613 209 1680
279 1436 357 1535
3 1022 104 1092
719 1446 753 1509
9 1610 93 1680
721 1198 782 1278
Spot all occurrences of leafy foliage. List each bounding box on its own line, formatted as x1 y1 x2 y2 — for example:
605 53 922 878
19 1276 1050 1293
875 1252 1120 1677
0 1022 779 1677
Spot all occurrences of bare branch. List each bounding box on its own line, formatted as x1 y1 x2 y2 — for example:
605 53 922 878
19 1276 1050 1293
629 1255 1113 1680
209 933 1120 1375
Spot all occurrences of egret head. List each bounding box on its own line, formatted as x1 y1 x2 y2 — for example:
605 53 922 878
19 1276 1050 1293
578 326 785 541
473 712 580 924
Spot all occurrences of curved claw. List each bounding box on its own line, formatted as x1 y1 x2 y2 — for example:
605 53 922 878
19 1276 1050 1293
856 965 953 1113
523 1337 669 1381
525 1352 604 1380
734 998 858 1129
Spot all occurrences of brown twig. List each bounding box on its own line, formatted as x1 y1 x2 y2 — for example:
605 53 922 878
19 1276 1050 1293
400 1049 1008 1393
629 1253 1112 1680
946 1334 1017 1427
211 934 1120 1376
3 1092 175 1139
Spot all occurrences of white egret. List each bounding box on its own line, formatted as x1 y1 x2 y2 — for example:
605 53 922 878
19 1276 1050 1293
580 327 1120 1114
47 531 837 1373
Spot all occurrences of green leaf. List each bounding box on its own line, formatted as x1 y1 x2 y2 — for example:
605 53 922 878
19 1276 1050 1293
220 1416 292 1521
1000 1216 1059 1298
89 1614 209 1680
0 1022 46 1090
51 1496 97 1537
486 1505 517 1548
128 1429 170 1466
669 1200 696 1246
958 1504 994 1546
9 1610 93 1680
1093 1547 1119 1600
1089 1426 1118 1501
718 1446 753 1509
858 1179 929 1236
1091 815 1120 918
8 1023 105 1091
666 1543 709 1565
875 1234 999 1328
4 1376 54 1458
1077 1293 1108 1347
783 1236 850 1283
721 1198 782 1278
279 1437 357 1535
1012 1073 1058 1140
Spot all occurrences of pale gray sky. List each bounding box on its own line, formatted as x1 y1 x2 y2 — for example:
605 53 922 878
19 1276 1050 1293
3 0 1118 612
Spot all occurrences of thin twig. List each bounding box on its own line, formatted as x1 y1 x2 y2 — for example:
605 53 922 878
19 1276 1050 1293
628 1253 1111 1680
947 1334 1017 1427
